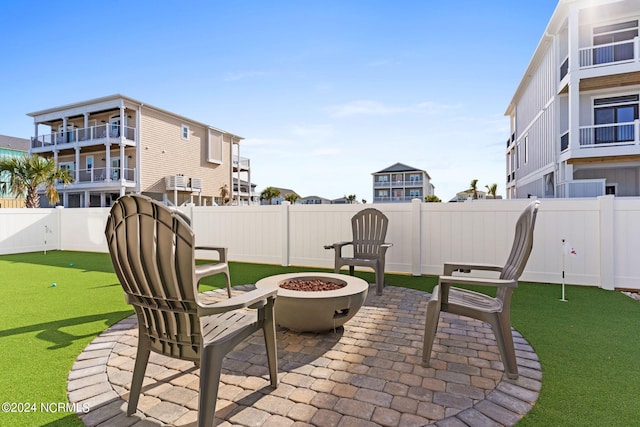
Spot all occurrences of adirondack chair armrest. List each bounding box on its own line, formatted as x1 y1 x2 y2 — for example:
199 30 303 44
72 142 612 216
443 262 503 276
439 275 518 289
195 246 228 262
197 288 277 316
324 241 353 256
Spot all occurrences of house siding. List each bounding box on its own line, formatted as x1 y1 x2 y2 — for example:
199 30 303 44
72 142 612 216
139 108 230 199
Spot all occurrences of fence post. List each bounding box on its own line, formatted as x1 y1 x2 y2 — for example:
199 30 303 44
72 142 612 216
281 202 290 266
411 198 422 276
598 195 615 290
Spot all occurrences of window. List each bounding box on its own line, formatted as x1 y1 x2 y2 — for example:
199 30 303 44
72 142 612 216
594 95 638 143
86 155 93 171
593 20 638 64
181 125 189 140
207 130 223 163
377 175 389 183
59 161 74 172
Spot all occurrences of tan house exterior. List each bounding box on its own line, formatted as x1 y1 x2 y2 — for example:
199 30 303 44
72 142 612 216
28 95 251 207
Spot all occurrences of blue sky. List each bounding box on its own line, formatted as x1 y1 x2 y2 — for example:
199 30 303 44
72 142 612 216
1 0 558 202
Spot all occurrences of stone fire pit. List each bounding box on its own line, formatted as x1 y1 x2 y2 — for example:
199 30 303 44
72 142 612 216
255 272 369 332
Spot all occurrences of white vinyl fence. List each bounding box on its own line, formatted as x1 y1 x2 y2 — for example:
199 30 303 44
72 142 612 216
1 196 638 290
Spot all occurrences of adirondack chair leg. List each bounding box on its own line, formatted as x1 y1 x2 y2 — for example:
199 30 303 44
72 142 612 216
198 346 225 427
224 271 232 298
128 331 151 415
491 314 519 379
375 261 384 295
262 302 279 387
349 266 355 276
422 285 441 366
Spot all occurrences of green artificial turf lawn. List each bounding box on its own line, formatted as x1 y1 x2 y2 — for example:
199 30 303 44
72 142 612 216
0 251 638 426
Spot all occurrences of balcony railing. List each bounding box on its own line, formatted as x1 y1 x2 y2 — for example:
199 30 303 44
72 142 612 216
373 180 424 188
233 157 250 170
373 195 423 203
166 175 202 192
31 125 136 149
557 179 605 198
578 121 639 147
579 37 639 68
74 167 135 183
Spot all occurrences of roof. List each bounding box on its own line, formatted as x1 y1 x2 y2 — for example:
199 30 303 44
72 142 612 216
273 187 299 197
26 94 244 141
373 162 431 178
0 134 30 152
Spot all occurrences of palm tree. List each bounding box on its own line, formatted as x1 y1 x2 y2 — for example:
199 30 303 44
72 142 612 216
345 194 357 204
284 193 299 204
469 179 479 199
219 184 229 205
485 183 498 199
260 186 281 205
0 154 73 208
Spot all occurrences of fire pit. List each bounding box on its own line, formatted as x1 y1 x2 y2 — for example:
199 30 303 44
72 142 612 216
255 273 369 332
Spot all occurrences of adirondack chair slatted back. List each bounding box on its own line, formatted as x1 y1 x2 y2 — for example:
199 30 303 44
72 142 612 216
105 195 201 361
500 201 539 281
352 208 389 259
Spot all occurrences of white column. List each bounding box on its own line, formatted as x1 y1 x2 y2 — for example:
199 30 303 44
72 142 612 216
105 144 111 181
119 144 125 181
120 105 126 141
598 195 615 290
74 148 80 183
567 5 580 157
411 198 422 276
281 201 290 266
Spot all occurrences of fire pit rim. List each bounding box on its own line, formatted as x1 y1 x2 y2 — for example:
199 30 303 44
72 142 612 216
256 273 368 299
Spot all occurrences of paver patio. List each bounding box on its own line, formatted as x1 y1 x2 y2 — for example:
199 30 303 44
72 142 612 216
68 285 541 427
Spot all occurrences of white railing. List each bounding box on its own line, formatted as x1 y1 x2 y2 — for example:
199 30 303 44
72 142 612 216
579 37 639 68
31 125 136 149
1 197 638 290
373 180 424 188
233 157 250 170
579 121 639 147
166 175 202 192
557 180 606 198
374 195 423 203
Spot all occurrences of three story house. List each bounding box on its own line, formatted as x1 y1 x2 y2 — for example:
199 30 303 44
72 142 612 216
506 0 640 198
28 94 252 207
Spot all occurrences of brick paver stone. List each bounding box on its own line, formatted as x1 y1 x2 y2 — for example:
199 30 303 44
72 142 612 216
69 285 541 427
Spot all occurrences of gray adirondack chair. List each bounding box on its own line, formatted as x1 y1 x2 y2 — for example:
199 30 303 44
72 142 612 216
325 208 393 296
105 194 278 427
422 201 539 380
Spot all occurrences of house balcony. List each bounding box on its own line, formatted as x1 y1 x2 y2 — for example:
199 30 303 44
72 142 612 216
560 121 640 158
31 125 137 153
233 156 250 172
165 175 202 193
59 167 136 190
373 195 422 203
578 37 639 70
559 38 640 84
373 180 424 188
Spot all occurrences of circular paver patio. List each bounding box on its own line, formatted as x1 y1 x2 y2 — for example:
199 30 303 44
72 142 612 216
68 284 541 426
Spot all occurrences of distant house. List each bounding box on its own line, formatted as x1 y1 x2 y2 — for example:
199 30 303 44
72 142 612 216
300 195 331 204
27 94 251 207
372 162 434 203
449 189 489 202
505 0 640 198
0 134 30 208
261 187 300 205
